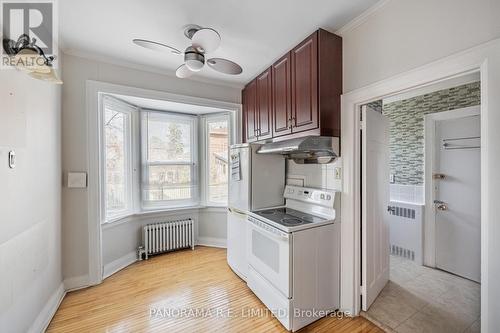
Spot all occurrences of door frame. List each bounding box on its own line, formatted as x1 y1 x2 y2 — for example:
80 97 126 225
340 38 499 331
423 106 481 267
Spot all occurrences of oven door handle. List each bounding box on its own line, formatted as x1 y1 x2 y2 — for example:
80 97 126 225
228 207 247 218
248 218 289 241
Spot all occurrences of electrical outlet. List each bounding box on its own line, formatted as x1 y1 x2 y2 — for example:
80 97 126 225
390 174 395 183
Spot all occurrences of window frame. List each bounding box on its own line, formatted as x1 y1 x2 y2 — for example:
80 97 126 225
100 95 136 221
201 112 233 207
140 110 199 210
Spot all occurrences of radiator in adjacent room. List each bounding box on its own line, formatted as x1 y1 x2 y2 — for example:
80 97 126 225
142 219 194 259
387 201 424 264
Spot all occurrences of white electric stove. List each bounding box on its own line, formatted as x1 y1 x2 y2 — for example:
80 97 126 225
246 185 340 332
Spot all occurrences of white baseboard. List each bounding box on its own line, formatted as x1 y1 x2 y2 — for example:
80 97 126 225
63 274 90 292
197 236 227 248
28 283 66 333
103 251 138 279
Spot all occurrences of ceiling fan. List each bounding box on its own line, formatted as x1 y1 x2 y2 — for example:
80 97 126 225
133 24 243 79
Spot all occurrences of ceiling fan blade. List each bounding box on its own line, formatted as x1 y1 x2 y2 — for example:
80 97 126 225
133 39 181 54
191 28 220 53
175 64 196 78
207 58 242 75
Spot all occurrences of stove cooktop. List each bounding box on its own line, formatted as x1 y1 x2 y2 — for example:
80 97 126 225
254 207 326 227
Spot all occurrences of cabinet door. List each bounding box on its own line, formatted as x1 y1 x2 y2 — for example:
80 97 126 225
256 68 272 140
272 53 292 137
291 32 318 133
244 80 258 142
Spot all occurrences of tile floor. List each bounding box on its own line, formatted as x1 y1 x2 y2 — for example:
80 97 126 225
362 255 480 333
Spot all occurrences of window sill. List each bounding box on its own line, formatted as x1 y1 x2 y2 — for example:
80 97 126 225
102 205 228 230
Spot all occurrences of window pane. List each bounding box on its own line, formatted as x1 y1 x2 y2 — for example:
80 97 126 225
147 114 192 162
105 108 127 216
207 119 229 204
142 112 197 208
144 165 192 201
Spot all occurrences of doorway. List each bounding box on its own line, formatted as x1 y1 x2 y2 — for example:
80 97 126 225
425 107 481 283
360 77 481 332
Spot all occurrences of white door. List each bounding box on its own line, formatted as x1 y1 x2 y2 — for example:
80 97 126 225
435 114 481 282
361 105 390 311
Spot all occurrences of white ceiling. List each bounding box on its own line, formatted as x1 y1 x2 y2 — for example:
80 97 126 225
110 94 230 114
59 0 379 87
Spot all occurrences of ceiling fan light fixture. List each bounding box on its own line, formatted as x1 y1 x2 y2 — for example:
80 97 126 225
184 47 205 72
191 28 221 54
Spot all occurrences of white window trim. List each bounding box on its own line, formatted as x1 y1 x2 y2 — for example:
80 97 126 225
140 110 199 210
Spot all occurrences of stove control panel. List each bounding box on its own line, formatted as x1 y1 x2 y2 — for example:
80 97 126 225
284 185 336 207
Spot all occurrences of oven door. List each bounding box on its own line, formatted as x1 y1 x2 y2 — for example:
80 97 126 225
247 216 291 298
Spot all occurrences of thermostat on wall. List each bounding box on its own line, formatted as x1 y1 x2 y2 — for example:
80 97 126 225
68 172 87 188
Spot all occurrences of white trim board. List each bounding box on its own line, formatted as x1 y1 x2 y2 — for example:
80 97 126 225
340 38 500 333
103 251 138 279
423 106 480 267
196 237 227 249
86 80 241 288
28 283 65 333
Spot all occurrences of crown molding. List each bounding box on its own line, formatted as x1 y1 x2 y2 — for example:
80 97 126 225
335 0 392 36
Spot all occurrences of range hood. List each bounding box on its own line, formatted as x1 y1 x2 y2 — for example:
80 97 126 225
257 136 339 164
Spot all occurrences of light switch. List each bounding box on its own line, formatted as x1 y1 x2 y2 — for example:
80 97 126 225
8 151 15 169
68 172 87 188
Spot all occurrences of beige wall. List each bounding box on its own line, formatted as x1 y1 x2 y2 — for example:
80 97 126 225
61 53 241 281
0 70 62 332
341 0 500 92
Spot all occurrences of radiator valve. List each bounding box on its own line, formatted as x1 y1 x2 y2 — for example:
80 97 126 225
138 246 146 261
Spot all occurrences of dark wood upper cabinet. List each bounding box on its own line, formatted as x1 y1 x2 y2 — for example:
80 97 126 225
243 79 257 142
272 52 292 137
242 29 342 143
291 32 318 133
256 68 273 140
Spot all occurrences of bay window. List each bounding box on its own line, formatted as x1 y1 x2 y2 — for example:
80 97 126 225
100 93 233 223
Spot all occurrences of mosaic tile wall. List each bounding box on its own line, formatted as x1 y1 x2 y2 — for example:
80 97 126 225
383 81 481 185
366 100 383 113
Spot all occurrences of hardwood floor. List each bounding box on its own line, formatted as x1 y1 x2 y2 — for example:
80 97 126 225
48 247 381 333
